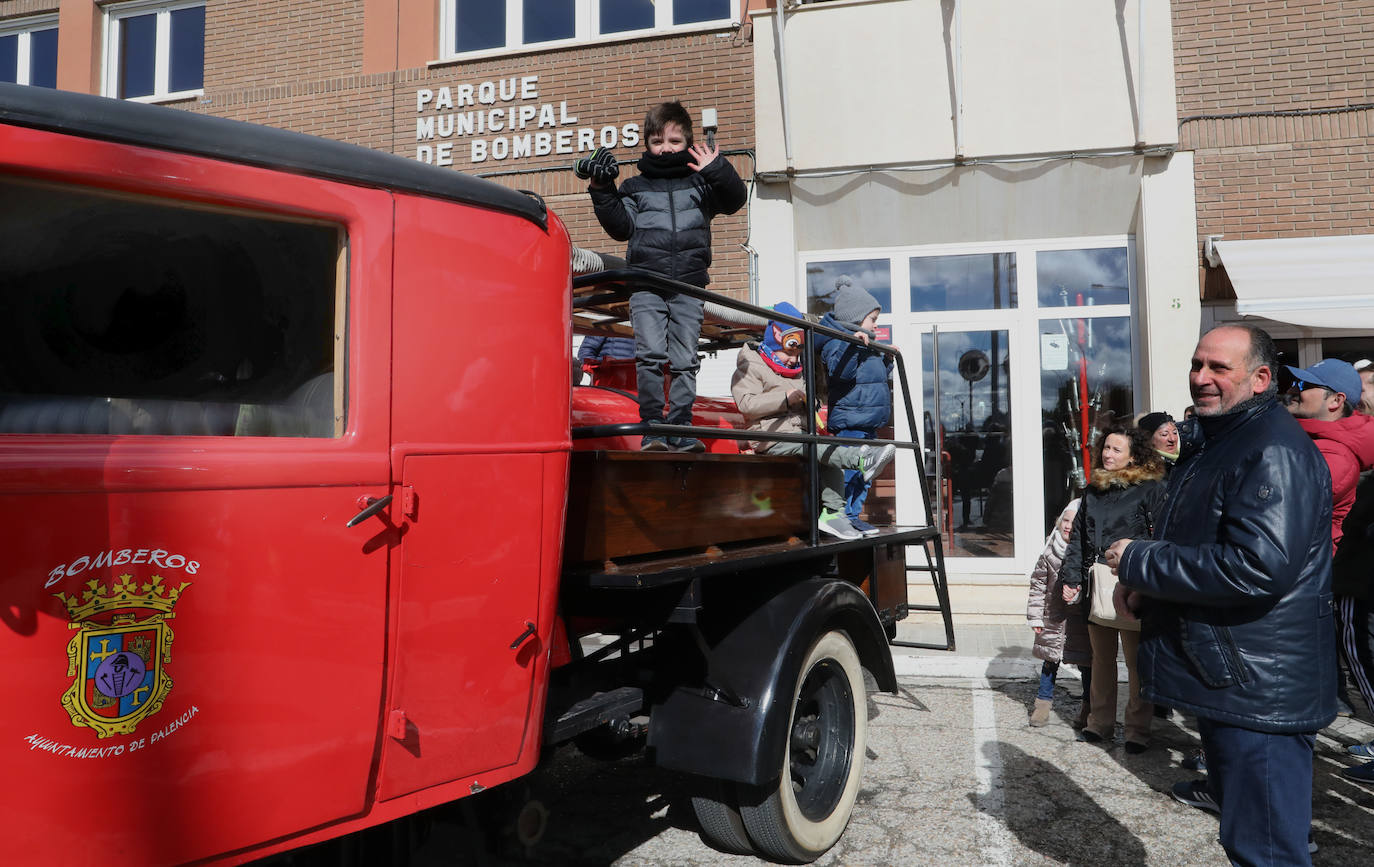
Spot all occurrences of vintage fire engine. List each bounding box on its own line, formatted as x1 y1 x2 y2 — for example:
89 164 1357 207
0 82 951 865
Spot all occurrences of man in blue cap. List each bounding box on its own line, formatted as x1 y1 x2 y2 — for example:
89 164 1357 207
1283 358 1374 550
1286 359 1374 783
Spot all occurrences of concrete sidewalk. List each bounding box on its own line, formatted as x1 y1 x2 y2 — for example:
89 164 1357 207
890 618 1094 682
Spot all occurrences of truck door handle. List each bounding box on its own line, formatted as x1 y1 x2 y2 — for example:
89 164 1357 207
346 495 393 527
510 621 537 649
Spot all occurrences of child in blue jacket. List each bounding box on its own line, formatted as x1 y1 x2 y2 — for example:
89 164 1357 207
815 279 892 536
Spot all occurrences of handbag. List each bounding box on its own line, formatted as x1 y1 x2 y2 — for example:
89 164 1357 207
1087 561 1140 631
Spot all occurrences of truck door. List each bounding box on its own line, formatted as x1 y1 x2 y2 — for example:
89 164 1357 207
376 454 548 799
375 193 572 799
0 128 394 866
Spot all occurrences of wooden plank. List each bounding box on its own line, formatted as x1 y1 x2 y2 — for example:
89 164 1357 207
566 525 939 589
564 451 807 563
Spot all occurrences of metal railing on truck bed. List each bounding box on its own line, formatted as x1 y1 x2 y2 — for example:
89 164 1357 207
569 267 955 651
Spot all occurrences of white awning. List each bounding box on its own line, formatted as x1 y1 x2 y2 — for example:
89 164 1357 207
1208 234 1374 329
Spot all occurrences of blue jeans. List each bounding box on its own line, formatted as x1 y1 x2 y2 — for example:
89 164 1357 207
630 289 703 426
834 427 874 521
1198 718 1315 866
1037 660 1059 700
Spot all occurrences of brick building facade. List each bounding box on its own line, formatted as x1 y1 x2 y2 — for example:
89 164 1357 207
3 0 755 299
1174 0 1374 300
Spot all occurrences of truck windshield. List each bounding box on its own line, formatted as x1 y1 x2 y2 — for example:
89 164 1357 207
0 175 344 437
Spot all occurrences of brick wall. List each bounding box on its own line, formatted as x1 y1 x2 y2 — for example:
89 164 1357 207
0 1 57 20
1174 0 1374 298
183 4 756 300
203 0 363 92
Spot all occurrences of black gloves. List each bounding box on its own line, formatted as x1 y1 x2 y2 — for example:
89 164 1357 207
573 148 619 185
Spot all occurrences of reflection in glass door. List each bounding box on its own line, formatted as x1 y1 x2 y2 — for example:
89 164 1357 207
1038 316 1134 534
923 330 1014 558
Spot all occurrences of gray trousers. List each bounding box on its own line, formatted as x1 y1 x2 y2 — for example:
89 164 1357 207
630 290 703 426
762 441 867 514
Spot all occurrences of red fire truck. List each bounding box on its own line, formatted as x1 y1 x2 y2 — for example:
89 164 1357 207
0 82 951 865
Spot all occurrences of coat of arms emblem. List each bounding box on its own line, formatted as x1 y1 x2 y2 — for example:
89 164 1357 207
54 574 190 738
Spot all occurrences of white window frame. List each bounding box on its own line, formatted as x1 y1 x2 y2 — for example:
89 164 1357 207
799 236 1137 574
102 0 205 103
437 0 739 63
0 14 58 86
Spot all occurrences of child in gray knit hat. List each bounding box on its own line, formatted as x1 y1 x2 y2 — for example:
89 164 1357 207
815 278 893 536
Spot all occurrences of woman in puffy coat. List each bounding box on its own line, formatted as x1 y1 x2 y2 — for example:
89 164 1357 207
1025 498 1093 727
1060 426 1166 752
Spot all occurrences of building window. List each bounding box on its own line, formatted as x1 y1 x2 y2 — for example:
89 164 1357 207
806 259 892 317
1036 247 1130 308
910 252 1017 313
441 0 737 58
0 16 58 88
104 1 205 101
526 0 576 44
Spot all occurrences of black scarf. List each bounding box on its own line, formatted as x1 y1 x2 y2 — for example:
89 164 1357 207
637 149 694 178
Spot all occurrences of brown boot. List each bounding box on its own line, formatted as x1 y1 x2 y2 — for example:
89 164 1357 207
1029 698 1052 727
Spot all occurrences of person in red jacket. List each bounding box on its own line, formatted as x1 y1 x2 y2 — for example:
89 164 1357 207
1284 359 1374 781
1284 359 1374 551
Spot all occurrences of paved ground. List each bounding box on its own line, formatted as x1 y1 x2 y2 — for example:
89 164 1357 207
406 623 1374 866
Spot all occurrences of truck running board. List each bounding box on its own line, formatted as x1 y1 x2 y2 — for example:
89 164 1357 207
544 686 644 744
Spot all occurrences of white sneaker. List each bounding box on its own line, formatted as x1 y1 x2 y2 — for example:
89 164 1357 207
859 443 897 483
819 510 861 540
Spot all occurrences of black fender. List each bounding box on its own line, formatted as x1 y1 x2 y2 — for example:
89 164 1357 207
647 577 896 786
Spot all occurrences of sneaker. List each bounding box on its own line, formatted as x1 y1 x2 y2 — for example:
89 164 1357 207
818 510 861 540
670 437 706 453
1309 833 1318 855
1182 749 1208 773
1348 740 1374 759
858 443 897 484
1171 779 1220 815
1341 760 1374 785
640 435 670 452
850 518 881 537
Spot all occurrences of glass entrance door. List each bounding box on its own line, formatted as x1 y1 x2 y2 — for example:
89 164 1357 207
922 328 1014 559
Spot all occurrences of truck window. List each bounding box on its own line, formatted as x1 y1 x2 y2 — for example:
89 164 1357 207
0 174 345 437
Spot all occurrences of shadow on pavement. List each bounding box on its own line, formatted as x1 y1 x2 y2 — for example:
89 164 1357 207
975 741 1148 864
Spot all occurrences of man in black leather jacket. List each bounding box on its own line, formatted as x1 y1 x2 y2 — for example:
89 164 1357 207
1104 324 1335 866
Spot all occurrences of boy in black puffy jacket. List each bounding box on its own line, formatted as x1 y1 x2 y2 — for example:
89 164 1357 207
576 101 747 452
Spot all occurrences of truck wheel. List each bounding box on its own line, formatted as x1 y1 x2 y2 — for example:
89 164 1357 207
740 630 866 863
690 780 755 855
